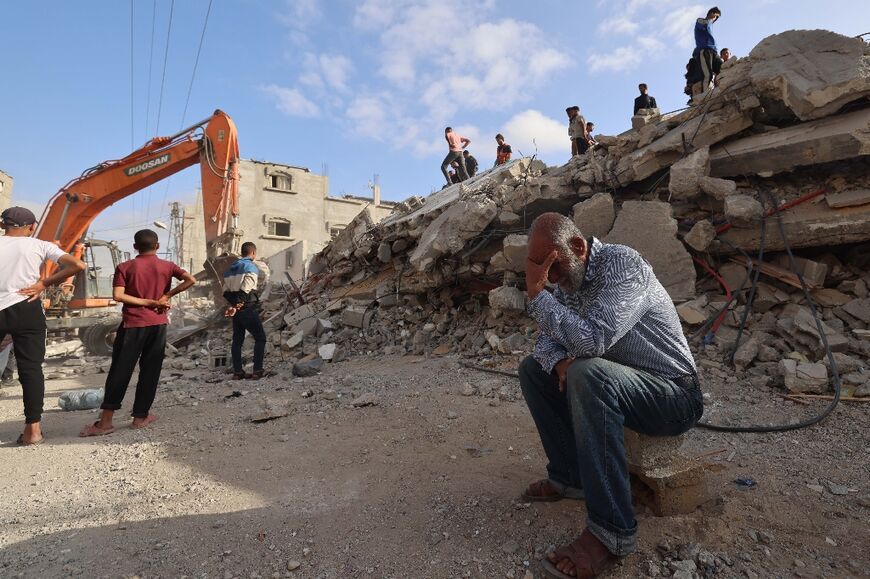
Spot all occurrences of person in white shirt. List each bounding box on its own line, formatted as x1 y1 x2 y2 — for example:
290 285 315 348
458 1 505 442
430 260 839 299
0 207 85 445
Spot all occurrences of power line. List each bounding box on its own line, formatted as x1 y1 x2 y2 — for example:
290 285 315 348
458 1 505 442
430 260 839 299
179 0 213 127
160 0 214 221
130 0 136 225
147 0 175 221
144 0 157 137
154 0 175 135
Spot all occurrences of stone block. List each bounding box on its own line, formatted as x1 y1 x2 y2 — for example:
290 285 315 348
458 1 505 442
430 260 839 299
377 242 392 263
341 307 373 329
624 429 711 517
292 317 319 337
676 297 709 325
668 147 709 200
683 220 716 252
781 359 828 393
488 286 527 312
283 304 315 327
409 196 498 271
699 176 737 200
318 343 338 361
572 192 615 238
605 201 696 301
315 318 334 337
502 234 529 271
724 195 763 228
748 30 870 121
285 332 304 350
843 298 870 323
825 189 870 209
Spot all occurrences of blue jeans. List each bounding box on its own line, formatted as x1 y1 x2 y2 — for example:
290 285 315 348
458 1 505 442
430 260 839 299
231 307 267 373
519 356 703 556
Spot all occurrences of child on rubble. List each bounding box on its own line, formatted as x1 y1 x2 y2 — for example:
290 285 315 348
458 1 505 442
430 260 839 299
80 229 196 436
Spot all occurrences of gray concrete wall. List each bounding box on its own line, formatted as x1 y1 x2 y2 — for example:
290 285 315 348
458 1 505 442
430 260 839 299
0 169 13 214
235 159 396 280
182 190 208 274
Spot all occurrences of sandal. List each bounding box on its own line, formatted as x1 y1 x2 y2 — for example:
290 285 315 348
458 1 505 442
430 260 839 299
543 529 619 579
79 421 115 437
522 479 584 502
16 434 44 446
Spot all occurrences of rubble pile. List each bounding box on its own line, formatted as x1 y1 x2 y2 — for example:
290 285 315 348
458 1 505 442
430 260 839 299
254 29 870 397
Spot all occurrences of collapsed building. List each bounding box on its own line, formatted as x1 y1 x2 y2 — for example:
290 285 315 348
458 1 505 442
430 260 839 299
261 29 870 399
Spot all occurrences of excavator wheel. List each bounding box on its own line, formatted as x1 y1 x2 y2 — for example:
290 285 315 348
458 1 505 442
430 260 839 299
80 317 122 357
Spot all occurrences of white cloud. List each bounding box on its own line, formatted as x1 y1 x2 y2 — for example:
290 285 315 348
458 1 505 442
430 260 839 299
662 4 704 48
503 110 568 156
299 53 354 92
597 17 639 35
587 46 642 73
261 85 320 117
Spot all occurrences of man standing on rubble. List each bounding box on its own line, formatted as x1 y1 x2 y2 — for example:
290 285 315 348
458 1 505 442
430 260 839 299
694 7 722 95
495 134 512 166
0 207 86 445
566 106 589 156
519 213 703 578
440 127 470 185
463 150 479 178
223 242 269 380
633 84 658 115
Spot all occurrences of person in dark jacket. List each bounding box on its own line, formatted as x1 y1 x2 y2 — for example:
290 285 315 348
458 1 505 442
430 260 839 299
633 84 658 115
463 150 479 178
223 242 269 380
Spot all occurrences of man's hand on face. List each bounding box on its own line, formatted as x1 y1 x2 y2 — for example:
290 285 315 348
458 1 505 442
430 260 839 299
554 357 575 393
526 250 558 300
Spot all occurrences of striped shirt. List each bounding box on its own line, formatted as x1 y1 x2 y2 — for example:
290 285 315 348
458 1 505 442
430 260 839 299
223 257 260 309
528 238 696 378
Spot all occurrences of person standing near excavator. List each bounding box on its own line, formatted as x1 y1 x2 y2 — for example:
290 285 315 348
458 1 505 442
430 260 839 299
223 242 270 380
0 207 86 445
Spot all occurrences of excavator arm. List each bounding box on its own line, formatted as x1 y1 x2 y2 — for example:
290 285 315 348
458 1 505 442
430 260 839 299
35 109 241 267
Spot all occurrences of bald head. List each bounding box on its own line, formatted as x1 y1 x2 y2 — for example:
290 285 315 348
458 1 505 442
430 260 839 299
527 212 589 293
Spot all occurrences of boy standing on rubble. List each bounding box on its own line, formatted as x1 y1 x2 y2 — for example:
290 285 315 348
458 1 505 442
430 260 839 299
694 7 722 95
223 242 269 380
80 229 195 436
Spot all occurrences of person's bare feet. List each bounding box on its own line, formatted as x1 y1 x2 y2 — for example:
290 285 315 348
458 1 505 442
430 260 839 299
18 422 44 445
545 528 618 578
130 414 157 429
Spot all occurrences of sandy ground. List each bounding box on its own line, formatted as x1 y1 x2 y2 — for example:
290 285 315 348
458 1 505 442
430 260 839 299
0 355 868 579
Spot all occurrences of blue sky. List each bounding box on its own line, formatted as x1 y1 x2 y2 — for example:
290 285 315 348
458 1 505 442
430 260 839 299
1 0 866 247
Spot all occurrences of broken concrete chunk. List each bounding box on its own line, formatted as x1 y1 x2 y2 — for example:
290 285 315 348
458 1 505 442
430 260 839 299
292 358 323 377
605 201 696 301
318 343 338 361
488 286 527 312
733 336 759 371
791 307 849 353
748 30 870 121
810 288 851 308
341 307 373 329
502 234 529 271
825 189 870 209
781 359 828 394
283 304 316 327
572 192 615 238
677 297 709 325
724 195 763 228
668 147 710 200
684 220 716 252
377 242 392 263
498 333 527 354
699 176 737 201
350 392 379 407
843 298 870 323
285 332 304 350
409 197 498 271
292 317 319 337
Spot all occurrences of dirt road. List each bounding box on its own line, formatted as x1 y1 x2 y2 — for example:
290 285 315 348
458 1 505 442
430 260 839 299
1 355 867 578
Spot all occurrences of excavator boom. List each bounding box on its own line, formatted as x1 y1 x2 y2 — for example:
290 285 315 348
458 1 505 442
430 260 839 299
35 109 241 261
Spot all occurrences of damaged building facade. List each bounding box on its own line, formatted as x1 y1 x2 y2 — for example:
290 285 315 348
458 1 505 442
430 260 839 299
182 159 396 279
0 169 12 213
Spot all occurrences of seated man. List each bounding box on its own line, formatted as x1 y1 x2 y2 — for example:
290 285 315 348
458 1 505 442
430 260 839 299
520 213 703 578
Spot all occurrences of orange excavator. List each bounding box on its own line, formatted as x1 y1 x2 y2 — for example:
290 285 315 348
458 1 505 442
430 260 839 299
33 109 242 354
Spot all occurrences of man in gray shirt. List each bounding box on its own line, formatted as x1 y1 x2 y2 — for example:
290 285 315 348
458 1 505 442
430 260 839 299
518 213 703 578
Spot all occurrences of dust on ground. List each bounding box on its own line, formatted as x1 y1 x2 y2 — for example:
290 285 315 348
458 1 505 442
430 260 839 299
1 355 868 579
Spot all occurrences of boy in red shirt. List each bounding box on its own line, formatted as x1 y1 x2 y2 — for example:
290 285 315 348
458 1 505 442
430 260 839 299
80 229 195 436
